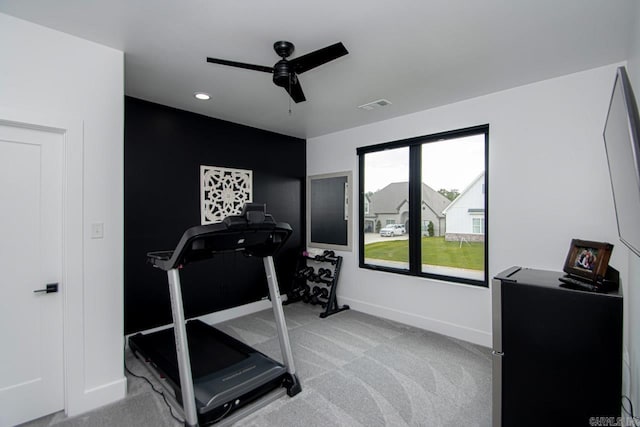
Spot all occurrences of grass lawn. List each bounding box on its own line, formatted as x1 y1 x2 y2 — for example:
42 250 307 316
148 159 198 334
365 236 484 270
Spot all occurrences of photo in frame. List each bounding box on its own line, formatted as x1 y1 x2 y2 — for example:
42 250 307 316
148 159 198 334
562 239 613 282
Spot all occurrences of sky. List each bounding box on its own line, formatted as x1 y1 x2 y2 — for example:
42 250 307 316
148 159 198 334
364 134 485 193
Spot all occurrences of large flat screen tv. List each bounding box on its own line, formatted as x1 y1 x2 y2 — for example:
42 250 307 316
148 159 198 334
604 66 640 257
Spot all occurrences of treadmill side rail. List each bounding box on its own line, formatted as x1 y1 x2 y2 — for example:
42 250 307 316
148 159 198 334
167 268 199 427
264 256 301 396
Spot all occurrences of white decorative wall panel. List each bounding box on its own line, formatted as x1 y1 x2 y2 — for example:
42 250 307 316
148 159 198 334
200 165 253 224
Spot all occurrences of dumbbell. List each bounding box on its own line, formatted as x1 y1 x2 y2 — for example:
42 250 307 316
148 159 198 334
295 266 315 279
318 287 329 299
296 284 311 298
311 268 328 283
307 286 323 306
307 286 320 304
301 284 313 303
287 289 300 302
301 284 311 298
316 268 333 282
321 250 339 265
310 297 327 308
317 267 330 276
295 267 315 291
309 286 329 305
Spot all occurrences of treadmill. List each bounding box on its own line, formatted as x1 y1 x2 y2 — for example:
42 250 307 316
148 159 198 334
128 204 301 426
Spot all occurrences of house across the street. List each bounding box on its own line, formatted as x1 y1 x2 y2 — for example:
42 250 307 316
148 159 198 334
442 173 485 242
365 182 451 236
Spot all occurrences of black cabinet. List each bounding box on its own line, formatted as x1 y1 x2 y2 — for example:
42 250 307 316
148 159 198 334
492 267 623 427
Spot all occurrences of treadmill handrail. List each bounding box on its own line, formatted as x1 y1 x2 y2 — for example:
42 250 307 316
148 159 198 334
147 207 292 271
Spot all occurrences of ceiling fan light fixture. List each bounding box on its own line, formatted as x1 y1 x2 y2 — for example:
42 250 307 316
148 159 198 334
194 92 211 100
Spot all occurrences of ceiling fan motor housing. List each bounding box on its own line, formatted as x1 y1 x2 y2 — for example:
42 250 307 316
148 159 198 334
273 60 295 87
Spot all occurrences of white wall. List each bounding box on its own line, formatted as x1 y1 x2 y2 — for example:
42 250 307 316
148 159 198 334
308 64 624 347
627 2 640 93
623 0 640 415
0 13 125 415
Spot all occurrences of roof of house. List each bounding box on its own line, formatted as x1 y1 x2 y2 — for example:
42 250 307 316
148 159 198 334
368 182 451 217
442 172 485 215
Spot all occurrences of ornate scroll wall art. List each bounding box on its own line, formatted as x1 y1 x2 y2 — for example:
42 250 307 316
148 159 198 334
200 165 253 224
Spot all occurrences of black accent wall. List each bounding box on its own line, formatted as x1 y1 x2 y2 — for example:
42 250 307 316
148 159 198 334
124 97 306 334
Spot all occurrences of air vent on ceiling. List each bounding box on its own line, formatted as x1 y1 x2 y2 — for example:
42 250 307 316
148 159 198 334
358 99 392 111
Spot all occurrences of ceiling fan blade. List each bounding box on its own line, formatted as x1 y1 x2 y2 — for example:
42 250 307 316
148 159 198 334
290 42 348 74
206 57 273 73
284 76 306 103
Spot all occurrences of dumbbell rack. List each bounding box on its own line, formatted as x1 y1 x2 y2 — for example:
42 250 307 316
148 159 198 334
284 251 350 318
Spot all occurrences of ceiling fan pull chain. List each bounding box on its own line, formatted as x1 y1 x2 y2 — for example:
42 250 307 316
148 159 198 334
288 74 292 115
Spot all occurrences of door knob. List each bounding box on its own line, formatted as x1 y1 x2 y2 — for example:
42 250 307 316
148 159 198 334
34 283 58 294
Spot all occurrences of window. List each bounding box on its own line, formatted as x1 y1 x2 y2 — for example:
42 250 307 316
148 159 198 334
472 217 485 234
358 125 488 286
363 147 409 270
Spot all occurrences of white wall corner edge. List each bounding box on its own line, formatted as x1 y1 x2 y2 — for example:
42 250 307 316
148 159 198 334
623 345 631 397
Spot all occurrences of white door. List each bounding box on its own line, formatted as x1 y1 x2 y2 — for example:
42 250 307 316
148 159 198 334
0 123 64 426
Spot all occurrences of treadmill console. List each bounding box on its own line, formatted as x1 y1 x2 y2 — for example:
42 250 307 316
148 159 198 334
147 203 292 270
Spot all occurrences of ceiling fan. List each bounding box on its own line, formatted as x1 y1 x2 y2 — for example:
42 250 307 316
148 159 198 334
206 41 348 103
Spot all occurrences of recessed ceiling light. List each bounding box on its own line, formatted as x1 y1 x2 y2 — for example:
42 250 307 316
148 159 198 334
194 92 211 100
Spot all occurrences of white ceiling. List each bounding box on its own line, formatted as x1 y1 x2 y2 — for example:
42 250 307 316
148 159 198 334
0 0 636 139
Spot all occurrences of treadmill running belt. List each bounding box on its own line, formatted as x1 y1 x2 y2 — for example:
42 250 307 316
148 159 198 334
130 320 249 381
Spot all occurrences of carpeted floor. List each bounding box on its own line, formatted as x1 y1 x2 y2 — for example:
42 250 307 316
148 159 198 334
22 304 492 426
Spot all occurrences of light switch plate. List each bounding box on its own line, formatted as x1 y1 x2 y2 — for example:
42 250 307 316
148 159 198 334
91 223 104 239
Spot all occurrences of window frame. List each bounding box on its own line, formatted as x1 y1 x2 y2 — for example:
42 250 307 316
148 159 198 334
357 124 489 287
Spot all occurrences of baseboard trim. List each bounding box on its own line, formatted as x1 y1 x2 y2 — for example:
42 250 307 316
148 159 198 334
340 296 491 347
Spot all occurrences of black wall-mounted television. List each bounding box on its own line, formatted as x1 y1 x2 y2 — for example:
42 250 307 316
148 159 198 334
604 66 640 257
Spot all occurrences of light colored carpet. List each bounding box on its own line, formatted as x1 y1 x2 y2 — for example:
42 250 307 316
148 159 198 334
22 304 491 426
